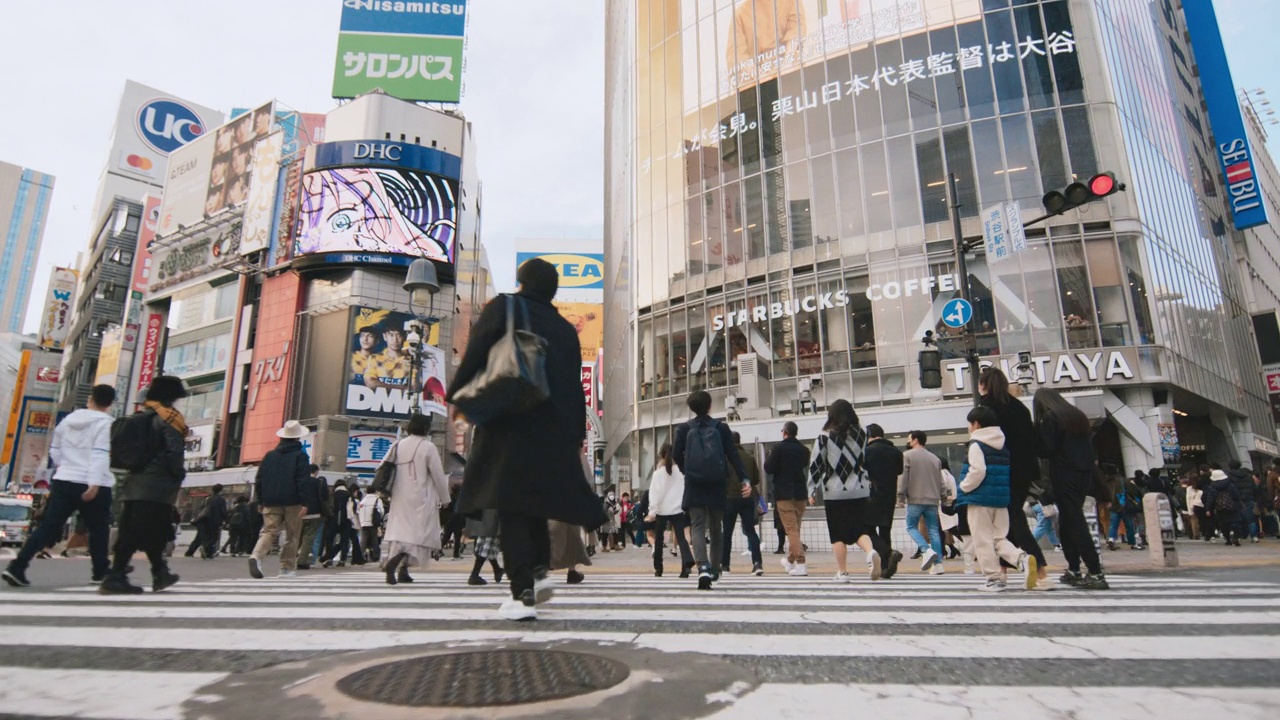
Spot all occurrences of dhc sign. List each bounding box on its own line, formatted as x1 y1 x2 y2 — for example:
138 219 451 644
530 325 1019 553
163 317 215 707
1183 0 1269 230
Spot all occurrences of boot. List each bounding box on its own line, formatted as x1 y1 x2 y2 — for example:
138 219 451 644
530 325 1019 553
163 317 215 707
468 555 487 586
99 573 144 595
152 563 180 593
384 553 404 586
489 558 505 584
397 567 413 583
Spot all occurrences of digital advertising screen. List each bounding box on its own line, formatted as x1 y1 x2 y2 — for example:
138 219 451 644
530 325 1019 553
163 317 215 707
344 306 446 420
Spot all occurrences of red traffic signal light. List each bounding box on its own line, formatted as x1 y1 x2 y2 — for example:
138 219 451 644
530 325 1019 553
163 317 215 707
1041 172 1125 215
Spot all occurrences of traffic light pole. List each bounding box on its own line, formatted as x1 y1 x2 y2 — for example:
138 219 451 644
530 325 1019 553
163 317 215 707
948 172 982 407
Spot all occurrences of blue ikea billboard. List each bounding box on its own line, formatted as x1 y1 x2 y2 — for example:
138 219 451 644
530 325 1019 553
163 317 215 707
1183 0 1269 230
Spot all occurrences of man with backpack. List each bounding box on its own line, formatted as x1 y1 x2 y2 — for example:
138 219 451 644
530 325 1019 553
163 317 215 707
101 376 189 595
672 390 750 590
3 384 119 588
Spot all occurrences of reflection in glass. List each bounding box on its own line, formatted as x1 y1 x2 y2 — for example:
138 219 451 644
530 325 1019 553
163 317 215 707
809 155 836 246
1053 241 1099 349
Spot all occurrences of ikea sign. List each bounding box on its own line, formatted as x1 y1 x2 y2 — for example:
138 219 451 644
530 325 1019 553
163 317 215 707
517 252 604 290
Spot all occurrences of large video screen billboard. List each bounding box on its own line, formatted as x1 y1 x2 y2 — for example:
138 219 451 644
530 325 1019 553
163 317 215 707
344 306 446 420
296 166 457 265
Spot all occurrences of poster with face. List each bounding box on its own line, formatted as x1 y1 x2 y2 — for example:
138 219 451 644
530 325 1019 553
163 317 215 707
345 307 446 419
205 101 274 218
295 167 457 264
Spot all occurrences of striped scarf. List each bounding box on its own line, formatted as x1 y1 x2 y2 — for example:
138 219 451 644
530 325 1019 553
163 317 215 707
144 400 188 436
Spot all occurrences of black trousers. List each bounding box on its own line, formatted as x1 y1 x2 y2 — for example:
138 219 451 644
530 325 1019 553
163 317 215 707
874 509 894 570
772 507 786 549
111 500 175 577
499 511 550 600
1055 481 1102 575
652 514 693 572
1006 487 1046 567
12 480 112 579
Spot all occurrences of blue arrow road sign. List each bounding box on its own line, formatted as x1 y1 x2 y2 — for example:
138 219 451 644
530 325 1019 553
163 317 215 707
942 298 973 329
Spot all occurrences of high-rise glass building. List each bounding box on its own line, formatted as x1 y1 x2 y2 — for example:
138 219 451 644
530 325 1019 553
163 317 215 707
604 0 1277 488
0 161 54 334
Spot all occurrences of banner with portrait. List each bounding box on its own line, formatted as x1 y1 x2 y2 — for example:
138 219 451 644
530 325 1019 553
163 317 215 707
344 307 446 419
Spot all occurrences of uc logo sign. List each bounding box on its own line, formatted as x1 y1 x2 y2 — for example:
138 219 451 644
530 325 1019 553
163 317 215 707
137 99 206 155
521 253 604 289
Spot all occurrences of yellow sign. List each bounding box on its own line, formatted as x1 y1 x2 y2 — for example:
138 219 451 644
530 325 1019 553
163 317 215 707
554 302 603 361
2 350 31 462
95 327 123 384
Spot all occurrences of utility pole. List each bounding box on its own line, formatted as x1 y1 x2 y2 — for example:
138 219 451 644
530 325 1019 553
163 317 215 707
948 172 982 406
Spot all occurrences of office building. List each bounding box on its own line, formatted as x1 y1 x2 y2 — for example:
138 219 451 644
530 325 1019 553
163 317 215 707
0 162 54 334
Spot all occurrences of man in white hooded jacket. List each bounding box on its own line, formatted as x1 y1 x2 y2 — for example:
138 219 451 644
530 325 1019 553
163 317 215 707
4 384 118 587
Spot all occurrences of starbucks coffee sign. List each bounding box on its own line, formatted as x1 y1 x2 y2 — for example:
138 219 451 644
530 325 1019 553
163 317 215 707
944 348 1141 393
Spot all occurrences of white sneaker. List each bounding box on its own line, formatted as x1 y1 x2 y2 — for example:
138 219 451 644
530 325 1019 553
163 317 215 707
1020 554 1038 591
277 571 297 579
498 599 537 621
781 558 794 574
921 548 939 571
533 574 555 605
978 579 1006 593
788 563 808 576
964 565 976 575
867 551 882 581
930 565 946 575
834 571 851 583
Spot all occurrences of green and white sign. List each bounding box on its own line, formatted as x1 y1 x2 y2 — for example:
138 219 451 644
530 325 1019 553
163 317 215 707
332 32 463 103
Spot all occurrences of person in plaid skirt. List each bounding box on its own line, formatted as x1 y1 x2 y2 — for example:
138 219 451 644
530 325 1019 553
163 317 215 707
466 508 504 586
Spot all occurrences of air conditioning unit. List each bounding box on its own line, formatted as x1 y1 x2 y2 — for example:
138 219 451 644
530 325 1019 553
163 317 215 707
735 353 772 411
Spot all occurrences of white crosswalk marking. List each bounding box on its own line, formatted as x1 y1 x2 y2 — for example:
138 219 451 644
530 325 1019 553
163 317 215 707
0 570 1276 718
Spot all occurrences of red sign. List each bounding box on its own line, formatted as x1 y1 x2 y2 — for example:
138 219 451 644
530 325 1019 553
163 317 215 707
240 273 304 463
132 196 162 294
1266 371 1280 394
581 363 595 411
35 367 60 384
136 314 164 394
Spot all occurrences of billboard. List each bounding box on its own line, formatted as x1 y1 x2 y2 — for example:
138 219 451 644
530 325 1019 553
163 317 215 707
94 325 124 385
1 350 30 463
109 81 223 183
344 306 446 420
133 196 163 293
6 398 55 490
296 167 458 266
554 301 604 361
207 102 276 218
516 252 604 291
157 131 217 237
240 131 284 255
38 267 78 350
332 1 467 103
1183 0 1270 230
241 272 304 463
347 430 398 472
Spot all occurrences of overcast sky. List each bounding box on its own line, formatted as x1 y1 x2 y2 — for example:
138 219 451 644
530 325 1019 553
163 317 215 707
0 1 1276 336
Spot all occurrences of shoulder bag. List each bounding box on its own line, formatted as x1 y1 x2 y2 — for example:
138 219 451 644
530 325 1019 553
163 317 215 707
449 295 550 425
371 442 400 496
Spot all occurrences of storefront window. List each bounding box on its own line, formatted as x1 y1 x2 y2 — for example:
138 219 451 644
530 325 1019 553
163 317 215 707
639 318 653 400
1119 235 1156 344
1021 242 1066 352
844 276 876 370
182 382 225 422
671 309 689 395
1086 237 1131 346
654 314 671 397
707 299 731 388
688 308 708 391
1054 241 1099 349
794 282 821 376
769 286 796 379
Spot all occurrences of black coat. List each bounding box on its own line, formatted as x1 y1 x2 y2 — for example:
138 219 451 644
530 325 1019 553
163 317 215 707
1037 412 1096 496
447 292 605 529
863 437 904 522
199 494 228 527
255 439 310 508
1228 468 1257 507
300 473 329 517
764 437 811 502
981 395 1042 498
1205 477 1243 522
118 412 187 506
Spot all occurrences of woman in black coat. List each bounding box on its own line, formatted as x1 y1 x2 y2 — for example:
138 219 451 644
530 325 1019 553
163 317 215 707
978 367 1048 583
1034 387 1108 590
447 258 606 615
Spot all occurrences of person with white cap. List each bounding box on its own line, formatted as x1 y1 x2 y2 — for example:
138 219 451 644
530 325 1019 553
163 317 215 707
249 420 312 579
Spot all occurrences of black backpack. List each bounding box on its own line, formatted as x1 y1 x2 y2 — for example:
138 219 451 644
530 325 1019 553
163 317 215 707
1213 485 1238 515
683 418 727 487
110 411 158 472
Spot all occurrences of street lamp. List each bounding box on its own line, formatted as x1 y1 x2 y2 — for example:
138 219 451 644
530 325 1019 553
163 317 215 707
404 259 441 414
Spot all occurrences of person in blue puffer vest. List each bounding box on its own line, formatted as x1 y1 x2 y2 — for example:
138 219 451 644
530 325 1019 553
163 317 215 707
956 406 1033 593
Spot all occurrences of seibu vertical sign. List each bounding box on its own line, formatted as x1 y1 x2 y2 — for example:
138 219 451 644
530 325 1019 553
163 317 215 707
1183 0 1270 230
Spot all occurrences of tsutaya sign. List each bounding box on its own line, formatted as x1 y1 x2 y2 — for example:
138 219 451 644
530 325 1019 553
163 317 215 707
712 290 851 331
944 348 1140 393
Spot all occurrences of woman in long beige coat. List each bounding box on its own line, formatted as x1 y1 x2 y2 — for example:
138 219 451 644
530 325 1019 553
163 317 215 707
382 414 449 585
547 450 596 583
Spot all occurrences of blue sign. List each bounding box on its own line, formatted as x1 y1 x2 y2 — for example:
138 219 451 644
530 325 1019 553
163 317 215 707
311 140 462 179
1183 0 1269 230
136 99 206 155
942 298 973 329
340 0 468 39
516 252 605 290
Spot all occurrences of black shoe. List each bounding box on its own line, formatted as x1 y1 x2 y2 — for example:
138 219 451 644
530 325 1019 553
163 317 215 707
678 568 690 579
773 547 785 555
654 569 663 577
697 564 713 590
2 567 30 588
909 548 923 560
567 569 585 585
296 563 311 570
384 554 402 586
520 588 537 608
468 575 488 586
336 561 346 567
494 567 505 584
248 557 264 579
153 572 180 593
1079 573 1110 590
751 563 764 576
883 550 903 580
397 569 413 584
98 575 145 595
1059 570 1084 587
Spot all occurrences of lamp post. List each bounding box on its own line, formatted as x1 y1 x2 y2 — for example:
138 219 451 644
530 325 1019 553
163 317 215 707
404 259 441 415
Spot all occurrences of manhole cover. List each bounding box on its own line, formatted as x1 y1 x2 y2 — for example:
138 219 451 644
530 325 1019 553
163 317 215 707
336 649 631 707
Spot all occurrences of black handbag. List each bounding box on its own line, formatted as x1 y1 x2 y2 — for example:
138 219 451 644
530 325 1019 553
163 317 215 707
449 295 550 424
371 442 399 496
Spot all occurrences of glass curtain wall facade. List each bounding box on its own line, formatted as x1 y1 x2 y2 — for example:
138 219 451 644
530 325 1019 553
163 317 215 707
605 0 1274 486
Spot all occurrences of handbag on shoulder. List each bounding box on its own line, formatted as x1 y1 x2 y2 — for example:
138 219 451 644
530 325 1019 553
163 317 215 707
371 442 399 496
449 294 550 424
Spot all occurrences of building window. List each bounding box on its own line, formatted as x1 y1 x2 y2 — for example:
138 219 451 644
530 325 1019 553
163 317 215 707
1055 241 1099 349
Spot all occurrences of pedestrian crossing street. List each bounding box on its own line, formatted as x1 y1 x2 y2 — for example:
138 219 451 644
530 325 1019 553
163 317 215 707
0 569 1278 719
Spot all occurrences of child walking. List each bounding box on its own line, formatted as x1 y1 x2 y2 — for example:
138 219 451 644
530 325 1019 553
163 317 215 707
956 406 1034 592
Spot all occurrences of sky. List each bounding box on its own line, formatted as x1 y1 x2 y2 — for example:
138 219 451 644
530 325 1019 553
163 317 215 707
0 1 1277 336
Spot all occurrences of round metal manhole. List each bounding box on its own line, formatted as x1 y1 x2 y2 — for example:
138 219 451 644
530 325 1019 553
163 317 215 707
336 649 631 707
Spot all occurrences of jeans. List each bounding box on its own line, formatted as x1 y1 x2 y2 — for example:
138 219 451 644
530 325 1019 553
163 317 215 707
1108 510 1136 545
499 511 550 600
652 514 693 573
1008 488 1046 567
721 497 762 569
11 480 112 579
1032 504 1060 546
360 527 381 561
687 507 723 572
323 521 364 564
905 504 944 557
1055 481 1102 575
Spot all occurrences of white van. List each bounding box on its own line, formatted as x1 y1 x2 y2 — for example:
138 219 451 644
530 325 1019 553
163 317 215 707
0 495 34 546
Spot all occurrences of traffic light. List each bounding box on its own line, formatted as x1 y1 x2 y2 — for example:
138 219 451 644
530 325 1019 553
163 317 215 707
1042 172 1125 216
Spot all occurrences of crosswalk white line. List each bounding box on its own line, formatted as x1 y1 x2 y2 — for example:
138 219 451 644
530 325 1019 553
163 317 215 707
0 625 1274 659
703 684 1280 720
0 667 226 720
